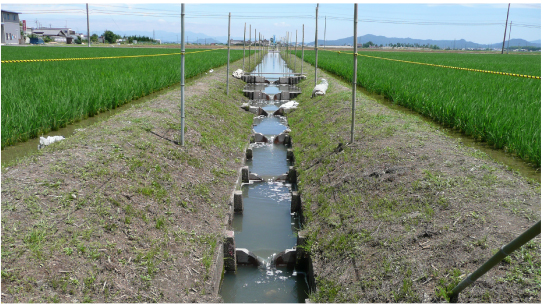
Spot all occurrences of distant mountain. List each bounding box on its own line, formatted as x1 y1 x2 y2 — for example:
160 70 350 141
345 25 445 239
530 39 541 44
307 34 541 49
93 30 235 44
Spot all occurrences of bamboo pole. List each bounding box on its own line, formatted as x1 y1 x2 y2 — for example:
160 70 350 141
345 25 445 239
351 3 358 144
450 221 541 302
180 3 185 145
226 12 231 95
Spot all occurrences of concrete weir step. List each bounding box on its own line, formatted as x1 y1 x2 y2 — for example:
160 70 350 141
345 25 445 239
273 248 297 268
241 75 270 84
236 248 262 266
241 75 304 85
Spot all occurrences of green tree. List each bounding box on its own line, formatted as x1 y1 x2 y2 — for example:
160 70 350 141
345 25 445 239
90 34 99 43
103 30 120 44
75 36 82 44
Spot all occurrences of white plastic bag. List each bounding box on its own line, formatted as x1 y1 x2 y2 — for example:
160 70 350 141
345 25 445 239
312 79 329 97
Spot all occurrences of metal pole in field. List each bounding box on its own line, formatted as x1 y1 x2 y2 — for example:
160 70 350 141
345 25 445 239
315 3 319 86
301 24 304 75
180 3 185 146
86 3 90 47
501 3 510 54
255 28 257 63
449 220 541 302
243 22 246 71
295 30 298 72
227 12 231 95
351 3 358 144
249 24 251 70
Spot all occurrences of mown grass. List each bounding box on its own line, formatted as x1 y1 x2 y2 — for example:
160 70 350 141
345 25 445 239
295 50 541 165
1 46 256 148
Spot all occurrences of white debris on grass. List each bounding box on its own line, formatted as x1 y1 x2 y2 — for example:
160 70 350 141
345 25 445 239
280 101 299 113
38 135 65 150
312 79 329 97
209 69 214 73
232 69 244 79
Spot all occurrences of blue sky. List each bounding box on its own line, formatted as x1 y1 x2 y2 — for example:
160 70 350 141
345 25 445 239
2 1 540 44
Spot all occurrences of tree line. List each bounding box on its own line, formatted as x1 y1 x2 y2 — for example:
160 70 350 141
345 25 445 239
78 30 156 44
360 41 440 49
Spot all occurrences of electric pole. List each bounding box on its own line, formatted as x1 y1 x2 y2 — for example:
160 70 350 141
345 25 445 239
501 3 510 54
86 3 90 47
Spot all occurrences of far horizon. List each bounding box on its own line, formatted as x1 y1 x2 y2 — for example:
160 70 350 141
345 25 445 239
2 2 540 45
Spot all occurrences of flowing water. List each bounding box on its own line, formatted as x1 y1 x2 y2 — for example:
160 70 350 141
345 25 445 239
221 52 309 303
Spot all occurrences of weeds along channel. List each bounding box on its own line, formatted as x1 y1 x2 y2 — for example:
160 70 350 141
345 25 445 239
281 51 540 302
1 46 255 149
292 50 541 166
1 55 261 302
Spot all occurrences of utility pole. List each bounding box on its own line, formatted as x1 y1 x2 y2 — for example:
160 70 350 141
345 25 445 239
301 24 304 75
227 12 231 95
86 3 90 47
315 3 319 86
501 3 510 54
351 3 358 144
180 3 185 146
507 21 512 54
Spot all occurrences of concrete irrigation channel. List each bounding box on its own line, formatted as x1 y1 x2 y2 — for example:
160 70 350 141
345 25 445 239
1 47 540 303
220 51 311 302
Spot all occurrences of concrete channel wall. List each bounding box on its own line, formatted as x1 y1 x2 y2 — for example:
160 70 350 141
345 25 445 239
220 67 317 301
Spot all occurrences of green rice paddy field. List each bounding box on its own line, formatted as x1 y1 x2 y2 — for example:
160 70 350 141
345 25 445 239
297 50 541 166
1 46 254 148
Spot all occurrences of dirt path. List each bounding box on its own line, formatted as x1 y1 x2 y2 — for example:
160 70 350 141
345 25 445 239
283 54 540 302
1 54 261 302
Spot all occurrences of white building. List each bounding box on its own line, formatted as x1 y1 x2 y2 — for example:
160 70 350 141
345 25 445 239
1 10 21 45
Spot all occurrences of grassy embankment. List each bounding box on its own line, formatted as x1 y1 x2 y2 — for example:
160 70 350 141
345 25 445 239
281 51 541 302
1 47 255 148
1 52 263 302
291 50 541 166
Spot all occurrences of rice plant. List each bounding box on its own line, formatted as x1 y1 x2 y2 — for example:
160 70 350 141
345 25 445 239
297 50 541 165
1 46 254 148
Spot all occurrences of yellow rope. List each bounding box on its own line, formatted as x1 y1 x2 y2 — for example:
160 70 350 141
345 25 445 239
322 49 541 80
1 47 229 64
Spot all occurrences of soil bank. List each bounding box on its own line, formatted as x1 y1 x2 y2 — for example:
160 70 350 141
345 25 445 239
1 54 261 302
283 53 541 302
